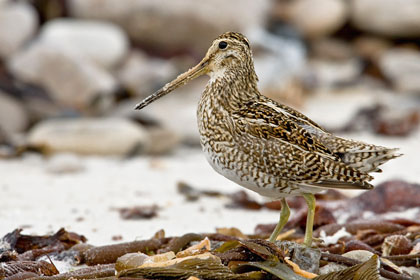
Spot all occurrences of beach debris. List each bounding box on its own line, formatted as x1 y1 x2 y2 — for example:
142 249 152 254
116 204 159 220
0 225 417 280
82 238 163 265
216 228 248 240
226 190 263 210
177 181 223 202
382 235 413 256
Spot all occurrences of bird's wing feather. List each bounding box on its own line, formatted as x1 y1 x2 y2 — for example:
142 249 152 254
234 100 333 157
231 100 373 188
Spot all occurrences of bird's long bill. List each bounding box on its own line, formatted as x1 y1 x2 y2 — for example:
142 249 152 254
134 57 209 110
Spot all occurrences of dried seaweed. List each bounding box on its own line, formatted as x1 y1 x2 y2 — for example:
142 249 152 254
158 233 203 254
234 260 307 280
117 205 159 220
83 239 163 265
225 191 263 210
0 260 58 278
315 254 380 280
25 264 115 280
177 181 223 201
320 252 413 280
0 228 86 255
118 253 256 280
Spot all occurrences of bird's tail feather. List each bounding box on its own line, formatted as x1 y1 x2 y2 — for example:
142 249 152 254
341 147 402 173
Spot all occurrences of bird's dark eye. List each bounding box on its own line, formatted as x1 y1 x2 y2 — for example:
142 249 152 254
219 41 228 49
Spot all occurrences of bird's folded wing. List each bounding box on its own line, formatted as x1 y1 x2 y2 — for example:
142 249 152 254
232 100 333 157
231 101 373 187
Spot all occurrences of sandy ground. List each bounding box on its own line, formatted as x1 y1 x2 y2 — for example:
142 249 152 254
1 90 419 245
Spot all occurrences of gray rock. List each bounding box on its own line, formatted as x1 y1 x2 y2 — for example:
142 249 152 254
8 41 117 109
379 48 420 94
342 250 374 262
319 262 347 275
351 0 420 37
116 50 177 97
0 1 38 58
276 241 321 273
319 250 375 275
68 0 270 54
288 0 348 38
248 28 306 106
39 19 129 69
0 91 28 134
27 118 149 156
309 58 362 88
400 266 420 279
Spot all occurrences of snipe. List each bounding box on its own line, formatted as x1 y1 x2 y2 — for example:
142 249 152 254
135 32 400 246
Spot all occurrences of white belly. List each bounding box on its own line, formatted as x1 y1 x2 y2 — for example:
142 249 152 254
201 144 294 199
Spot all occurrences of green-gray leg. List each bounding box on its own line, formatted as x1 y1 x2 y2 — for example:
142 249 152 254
303 193 316 247
269 198 290 243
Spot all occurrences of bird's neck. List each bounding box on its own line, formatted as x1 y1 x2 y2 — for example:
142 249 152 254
203 66 260 110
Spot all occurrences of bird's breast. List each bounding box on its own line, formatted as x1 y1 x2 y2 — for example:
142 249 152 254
196 95 292 198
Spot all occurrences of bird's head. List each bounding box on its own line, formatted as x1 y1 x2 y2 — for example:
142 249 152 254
135 32 254 110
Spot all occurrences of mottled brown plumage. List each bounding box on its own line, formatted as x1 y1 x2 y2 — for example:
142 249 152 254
135 32 401 246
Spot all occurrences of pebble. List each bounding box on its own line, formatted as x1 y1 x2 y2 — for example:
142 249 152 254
276 241 321 273
309 58 362 88
68 0 270 54
0 1 38 58
382 235 412 256
351 0 420 37
0 91 28 134
248 28 306 106
8 40 117 109
116 50 177 97
39 19 129 68
320 250 374 275
288 0 347 38
379 48 420 94
27 118 149 156
342 249 374 262
319 262 347 275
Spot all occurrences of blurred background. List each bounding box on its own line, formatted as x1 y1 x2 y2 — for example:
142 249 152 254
0 0 419 244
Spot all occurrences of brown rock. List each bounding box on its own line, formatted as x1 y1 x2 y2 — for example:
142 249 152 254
349 180 420 214
311 38 355 61
288 205 336 230
353 36 391 62
382 235 412 256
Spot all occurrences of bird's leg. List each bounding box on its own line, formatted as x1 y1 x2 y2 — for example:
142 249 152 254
268 198 290 242
303 193 316 246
